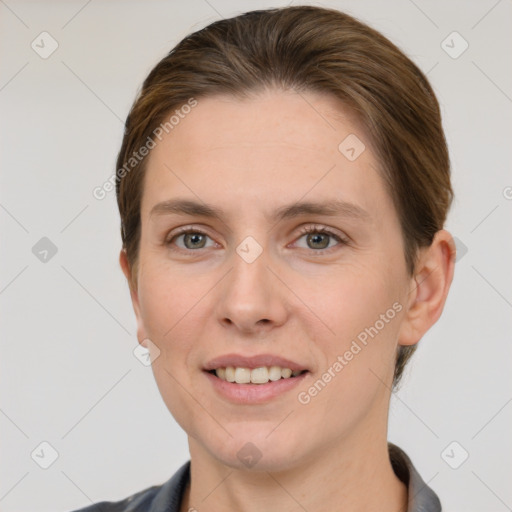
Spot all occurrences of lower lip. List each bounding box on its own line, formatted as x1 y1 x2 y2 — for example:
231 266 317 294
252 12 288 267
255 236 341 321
204 370 309 404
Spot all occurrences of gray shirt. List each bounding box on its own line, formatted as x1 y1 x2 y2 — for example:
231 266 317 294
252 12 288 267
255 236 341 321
72 443 441 511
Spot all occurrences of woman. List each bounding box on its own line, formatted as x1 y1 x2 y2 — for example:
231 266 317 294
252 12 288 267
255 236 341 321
76 5 456 511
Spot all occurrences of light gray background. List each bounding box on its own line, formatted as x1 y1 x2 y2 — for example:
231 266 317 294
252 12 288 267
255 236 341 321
1 1 511 511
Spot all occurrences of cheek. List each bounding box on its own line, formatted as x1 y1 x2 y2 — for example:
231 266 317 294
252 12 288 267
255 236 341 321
297 269 404 426
136 264 204 408
136 265 208 431
292 281 403 447
138 260 210 339
307 260 404 382
313 260 402 332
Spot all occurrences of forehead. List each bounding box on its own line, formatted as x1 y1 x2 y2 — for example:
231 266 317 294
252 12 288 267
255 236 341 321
140 89 394 225
157 89 368 158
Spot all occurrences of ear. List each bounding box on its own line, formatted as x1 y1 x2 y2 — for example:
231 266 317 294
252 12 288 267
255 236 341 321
119 249 148 346
398 230 456 346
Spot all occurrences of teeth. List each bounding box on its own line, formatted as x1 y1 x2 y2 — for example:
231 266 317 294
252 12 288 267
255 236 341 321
234 367 251 384
269 366 282 381
251 367 269 384
281 368 292 379
214 366 304 384
225 366 235 382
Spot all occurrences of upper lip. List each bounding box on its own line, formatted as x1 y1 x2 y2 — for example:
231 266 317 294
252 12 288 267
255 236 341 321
204 353 308 372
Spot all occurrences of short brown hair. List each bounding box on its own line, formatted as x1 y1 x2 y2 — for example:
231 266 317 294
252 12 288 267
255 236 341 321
115 5 453 387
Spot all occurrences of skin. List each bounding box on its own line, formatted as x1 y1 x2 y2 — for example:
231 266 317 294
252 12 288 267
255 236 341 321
120 89 455 512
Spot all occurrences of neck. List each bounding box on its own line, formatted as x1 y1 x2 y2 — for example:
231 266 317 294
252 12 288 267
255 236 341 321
181 435 407 512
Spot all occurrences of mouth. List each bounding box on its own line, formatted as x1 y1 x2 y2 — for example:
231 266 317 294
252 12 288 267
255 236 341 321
203 353 310 403
207 366 308 385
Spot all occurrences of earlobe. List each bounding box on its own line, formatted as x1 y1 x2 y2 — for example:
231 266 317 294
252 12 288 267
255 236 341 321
398 230 456 347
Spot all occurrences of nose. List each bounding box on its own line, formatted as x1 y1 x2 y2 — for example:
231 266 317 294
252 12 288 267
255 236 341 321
215 243 289 335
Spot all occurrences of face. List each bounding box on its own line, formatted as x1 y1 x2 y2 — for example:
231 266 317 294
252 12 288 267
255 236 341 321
124 89 417 471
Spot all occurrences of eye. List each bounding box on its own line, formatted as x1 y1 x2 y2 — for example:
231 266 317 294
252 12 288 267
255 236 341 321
165 225 347 253
294 225 347 252
166 228 216 251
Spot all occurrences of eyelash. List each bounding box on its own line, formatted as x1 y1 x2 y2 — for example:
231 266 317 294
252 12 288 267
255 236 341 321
165 225 348 254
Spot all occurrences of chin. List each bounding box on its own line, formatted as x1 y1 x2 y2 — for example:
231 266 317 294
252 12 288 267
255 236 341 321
207 431 304 473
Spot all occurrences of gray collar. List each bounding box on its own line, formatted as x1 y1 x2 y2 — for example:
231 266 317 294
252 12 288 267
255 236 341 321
389 442 442 511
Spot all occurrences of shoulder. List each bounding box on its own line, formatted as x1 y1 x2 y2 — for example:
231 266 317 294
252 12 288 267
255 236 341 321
69 461 191 512
70 484 161 512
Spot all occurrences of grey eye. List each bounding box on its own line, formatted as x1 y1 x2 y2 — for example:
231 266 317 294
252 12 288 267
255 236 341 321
306 232 330 249
182 233 208 249
170 231 215 250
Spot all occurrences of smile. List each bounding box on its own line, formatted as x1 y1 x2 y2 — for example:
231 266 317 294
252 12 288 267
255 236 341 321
210 366 307 384
203 353 310 403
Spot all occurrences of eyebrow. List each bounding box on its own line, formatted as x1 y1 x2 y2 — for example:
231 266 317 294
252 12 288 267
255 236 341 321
149 198 370 223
